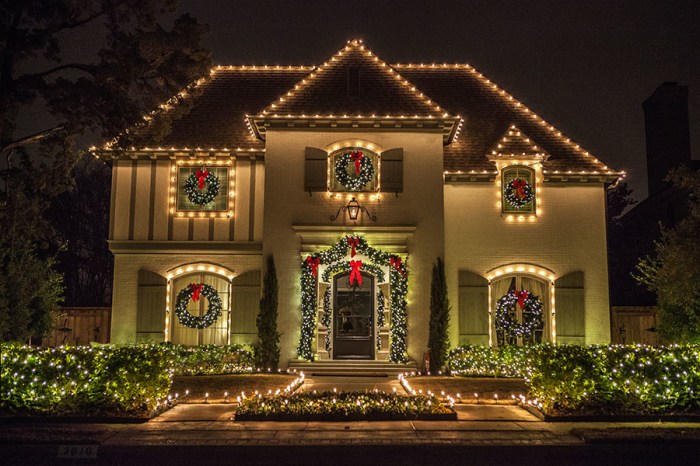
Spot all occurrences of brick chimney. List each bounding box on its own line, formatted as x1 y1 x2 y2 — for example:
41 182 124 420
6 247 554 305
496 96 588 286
642 82 692 197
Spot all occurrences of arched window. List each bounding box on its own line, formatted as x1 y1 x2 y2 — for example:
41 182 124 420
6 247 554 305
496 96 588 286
170 273 231 345
502 166 536 214
491 274 548 346
330 147 378 192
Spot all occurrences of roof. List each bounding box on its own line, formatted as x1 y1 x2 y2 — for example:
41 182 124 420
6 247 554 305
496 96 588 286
98 40 622 181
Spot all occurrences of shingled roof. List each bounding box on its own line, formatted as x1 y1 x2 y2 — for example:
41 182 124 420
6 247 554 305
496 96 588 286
100 40 622 180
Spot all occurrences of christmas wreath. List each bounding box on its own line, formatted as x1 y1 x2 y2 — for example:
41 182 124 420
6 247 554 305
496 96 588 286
175 282 223 329
334 150 374 191
504 178 534 208
495 289 543 340
184 169 220 206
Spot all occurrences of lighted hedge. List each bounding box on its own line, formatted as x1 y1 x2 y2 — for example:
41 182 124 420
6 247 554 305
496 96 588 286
1 344 173 416
236 391 452 418
448 345 532 377
165 344 255 375
525 344 700 414
0 343 256 416
448 344 700 414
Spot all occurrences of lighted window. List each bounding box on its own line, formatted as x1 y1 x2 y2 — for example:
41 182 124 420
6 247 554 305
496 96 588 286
502 166 535 214
176 166 229 212
330 147 378 192
491 275 547 347
170 273 230 345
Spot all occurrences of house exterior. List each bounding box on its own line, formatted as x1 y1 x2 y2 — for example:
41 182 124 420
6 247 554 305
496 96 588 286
97 40 622 366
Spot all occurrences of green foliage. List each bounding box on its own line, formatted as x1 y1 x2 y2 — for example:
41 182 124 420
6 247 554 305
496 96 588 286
0 343 256 416
165 344 255 375
0 344 173 416
236 391 451 418
257 256 280 369
635 167 700 343
448 344 700 414
526 344 700 414
0 188 63 342
428 257 450 372
448 345 532 377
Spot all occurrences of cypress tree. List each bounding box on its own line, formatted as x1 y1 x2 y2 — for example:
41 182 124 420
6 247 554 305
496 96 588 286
428 257 450 373
256 255 280 368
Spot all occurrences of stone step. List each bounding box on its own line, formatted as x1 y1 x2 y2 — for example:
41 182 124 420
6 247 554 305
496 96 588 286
288 359 419 377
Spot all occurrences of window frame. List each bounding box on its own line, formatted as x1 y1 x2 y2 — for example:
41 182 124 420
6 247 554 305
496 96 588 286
501 165 536 215
175 165 231 212
492 274 547 347
329 147 379 193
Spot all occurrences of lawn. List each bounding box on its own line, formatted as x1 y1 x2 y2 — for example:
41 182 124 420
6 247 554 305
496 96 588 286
404 376 527 403
171 374 297 403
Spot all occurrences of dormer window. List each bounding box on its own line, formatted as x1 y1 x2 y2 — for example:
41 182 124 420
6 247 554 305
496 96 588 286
502 166 535 214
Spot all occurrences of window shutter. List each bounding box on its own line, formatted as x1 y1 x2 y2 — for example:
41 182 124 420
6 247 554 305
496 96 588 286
304 147 328 192
554 272 585 344
136 270 167 343
380 148 403 193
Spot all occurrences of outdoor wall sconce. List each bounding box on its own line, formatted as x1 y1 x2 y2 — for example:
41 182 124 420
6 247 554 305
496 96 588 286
331 197 376 222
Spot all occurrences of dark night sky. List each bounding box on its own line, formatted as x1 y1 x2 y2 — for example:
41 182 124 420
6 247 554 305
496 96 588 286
174 0 699 201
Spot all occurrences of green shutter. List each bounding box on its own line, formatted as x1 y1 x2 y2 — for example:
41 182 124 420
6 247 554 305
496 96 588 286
380 148 403 193
305 147 328 192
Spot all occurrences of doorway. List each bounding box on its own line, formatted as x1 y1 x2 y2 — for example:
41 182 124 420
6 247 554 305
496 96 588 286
333 271 374 359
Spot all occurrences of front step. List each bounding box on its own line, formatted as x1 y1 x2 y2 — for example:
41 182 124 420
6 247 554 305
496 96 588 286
288 359 419 377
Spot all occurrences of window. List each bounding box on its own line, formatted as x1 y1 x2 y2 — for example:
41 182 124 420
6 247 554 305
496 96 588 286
491 275 547 346
502 166 535 214
330 147 378 192
176 166 230 212
170 273 230 345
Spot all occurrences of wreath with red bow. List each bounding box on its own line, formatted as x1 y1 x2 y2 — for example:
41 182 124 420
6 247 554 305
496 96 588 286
184 169 221 206
175 282 223 329
494 289 544 341
334 150 374 191
504 178 534 208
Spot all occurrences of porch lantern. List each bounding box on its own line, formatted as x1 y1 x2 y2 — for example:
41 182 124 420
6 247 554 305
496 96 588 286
331 197 376 222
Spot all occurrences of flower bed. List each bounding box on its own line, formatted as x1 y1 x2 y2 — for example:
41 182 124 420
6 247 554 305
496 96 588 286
234 391 456 421
164 344 255 375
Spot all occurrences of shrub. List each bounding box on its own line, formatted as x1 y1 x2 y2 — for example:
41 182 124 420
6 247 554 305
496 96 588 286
0 343 173 416
526 344 700 414
165 344 255 375
448 345 532 377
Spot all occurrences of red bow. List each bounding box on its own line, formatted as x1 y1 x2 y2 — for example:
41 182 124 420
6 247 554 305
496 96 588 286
349 260 363 286
190 283 203 302
511 179 527 199
305 256 320 277
196 170 209 190
515 290 529 310
347 237 360 257
350 151 363 176
390 257 407 278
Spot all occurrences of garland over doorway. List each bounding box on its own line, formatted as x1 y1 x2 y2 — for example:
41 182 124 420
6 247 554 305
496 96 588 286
298 235 408 363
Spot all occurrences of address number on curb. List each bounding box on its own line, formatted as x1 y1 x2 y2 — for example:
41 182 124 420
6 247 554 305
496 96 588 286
57 445 98 458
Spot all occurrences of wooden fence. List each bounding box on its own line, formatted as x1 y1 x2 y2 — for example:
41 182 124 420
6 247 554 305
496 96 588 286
610 306 660 346
41 307 111 347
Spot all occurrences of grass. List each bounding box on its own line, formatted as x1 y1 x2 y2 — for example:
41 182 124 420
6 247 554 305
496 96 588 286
404 376 527 403
171 374 297 403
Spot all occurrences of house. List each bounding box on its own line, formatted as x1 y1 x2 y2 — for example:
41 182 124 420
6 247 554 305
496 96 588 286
96 39 622 367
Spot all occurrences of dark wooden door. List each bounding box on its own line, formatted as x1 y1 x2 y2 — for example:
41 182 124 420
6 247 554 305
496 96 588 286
333 272 374 359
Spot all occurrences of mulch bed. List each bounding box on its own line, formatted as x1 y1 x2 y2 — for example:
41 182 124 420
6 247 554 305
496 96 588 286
234 410 457 422
171 374 297 403
521 403 700 423
404 376 527 402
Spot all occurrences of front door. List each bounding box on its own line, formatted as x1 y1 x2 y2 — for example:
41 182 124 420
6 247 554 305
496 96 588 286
333 271 374 359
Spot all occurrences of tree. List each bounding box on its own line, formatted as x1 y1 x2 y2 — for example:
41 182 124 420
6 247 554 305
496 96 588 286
0 0 210 341
635 167 700 343
256 256 280 369
49 155 113 306
428 257 450 373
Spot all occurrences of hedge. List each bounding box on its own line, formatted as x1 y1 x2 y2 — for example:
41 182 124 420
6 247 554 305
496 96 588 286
447 344 700 414
0 343 256 416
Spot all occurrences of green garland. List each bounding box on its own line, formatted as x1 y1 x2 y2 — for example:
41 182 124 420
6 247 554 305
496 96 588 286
298 235 408 362
494 289 543 343
322 288 332 352
175 283 223 329
184 170 220 206
377 289 385 351
321 261 386 284
503 178 534 208
334 151 374 191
